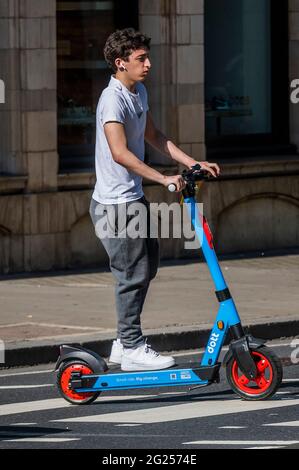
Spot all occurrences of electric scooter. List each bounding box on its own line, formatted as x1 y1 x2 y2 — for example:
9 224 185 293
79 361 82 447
55 165 283 405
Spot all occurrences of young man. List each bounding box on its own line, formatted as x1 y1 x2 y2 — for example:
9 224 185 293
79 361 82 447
89 28 220 371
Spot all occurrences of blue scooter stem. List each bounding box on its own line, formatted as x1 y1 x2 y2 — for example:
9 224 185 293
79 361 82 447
184 196 227 292
184 195 242 366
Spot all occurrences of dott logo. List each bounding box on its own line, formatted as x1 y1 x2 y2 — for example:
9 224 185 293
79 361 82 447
0 79 5 104
207 333 220 354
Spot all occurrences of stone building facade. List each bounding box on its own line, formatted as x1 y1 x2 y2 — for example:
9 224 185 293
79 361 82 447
0 0 298 274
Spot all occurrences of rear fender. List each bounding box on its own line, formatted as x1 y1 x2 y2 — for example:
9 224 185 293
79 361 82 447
55 344 108 373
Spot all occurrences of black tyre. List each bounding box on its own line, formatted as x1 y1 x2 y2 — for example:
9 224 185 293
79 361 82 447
226 346 283 400
57 359 101 405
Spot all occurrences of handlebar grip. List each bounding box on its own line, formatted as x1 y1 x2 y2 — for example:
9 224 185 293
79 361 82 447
168 183 177 192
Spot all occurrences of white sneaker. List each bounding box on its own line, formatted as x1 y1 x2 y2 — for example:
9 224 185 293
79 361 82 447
121 341 175 371
109 338 124 365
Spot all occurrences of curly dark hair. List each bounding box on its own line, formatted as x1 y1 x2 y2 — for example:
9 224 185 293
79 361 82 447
104 28 151 72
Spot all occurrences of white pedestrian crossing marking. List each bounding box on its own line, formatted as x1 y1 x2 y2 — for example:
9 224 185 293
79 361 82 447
0 395 156 417
52 398 299 424
264 420 299 427
0 398 70 417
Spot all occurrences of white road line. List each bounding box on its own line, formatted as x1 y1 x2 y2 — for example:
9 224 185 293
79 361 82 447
0 322 34 328
182 440 299 446
0 370 53 377
0 395 157 417
0 322 102 331
5 438 80 443
247 446 286 449
0 385 53 389
52 398 299 424
115 424 143 427
264 421 299 427
13 423 37 426
0 432 47 437
218 426 246 429
24 322 105 331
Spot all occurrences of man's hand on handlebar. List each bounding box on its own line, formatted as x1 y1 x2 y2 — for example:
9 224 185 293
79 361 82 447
189 160 221 178
163 175 186 192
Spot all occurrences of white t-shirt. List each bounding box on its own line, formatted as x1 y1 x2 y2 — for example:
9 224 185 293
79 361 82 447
92 75 149 205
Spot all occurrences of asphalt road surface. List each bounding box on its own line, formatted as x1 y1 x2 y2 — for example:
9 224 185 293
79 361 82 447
0 339 299 450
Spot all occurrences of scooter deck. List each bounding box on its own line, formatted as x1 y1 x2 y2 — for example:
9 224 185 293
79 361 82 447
70 363 221 393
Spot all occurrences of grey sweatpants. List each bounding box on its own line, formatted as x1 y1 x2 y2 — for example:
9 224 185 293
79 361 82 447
89 197 160 348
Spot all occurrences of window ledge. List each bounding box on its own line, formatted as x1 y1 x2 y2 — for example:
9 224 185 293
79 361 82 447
58 170 96 190
213 154 299 180
57 164 178 190
0 175 28 194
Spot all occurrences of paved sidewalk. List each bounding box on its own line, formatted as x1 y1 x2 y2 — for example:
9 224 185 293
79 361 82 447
1 252 299 367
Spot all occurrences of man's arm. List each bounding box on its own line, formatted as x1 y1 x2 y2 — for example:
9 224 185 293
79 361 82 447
145 112 220 177
104 121 186 191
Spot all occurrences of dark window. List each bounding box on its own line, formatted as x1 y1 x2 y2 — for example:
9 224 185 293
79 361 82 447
204 0 293 158
57 0 138 171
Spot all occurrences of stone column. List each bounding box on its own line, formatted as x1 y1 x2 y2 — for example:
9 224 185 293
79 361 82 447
139 0 206 164
175 0 205 163
289 0 299 150
20 0 58 192
0 0 58 191
0 0 22 175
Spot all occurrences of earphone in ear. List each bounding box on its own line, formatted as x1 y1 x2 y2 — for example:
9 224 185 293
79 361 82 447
119 62 127 72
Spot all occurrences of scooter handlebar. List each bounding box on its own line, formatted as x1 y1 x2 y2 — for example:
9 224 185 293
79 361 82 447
168 183 177 192
167 165 211 192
